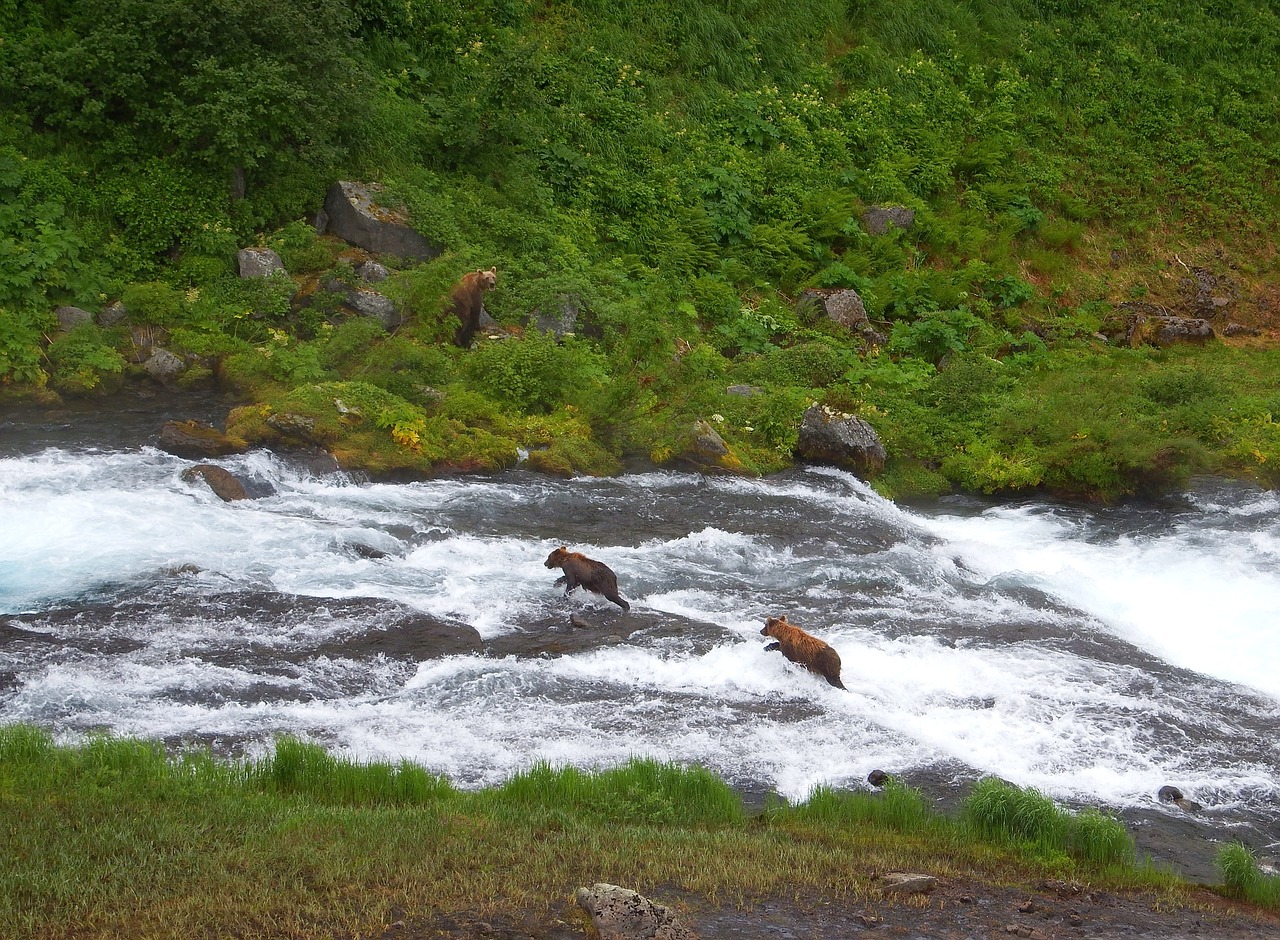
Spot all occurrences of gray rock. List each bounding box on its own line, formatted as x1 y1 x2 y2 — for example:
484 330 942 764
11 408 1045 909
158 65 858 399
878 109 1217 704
726 384 762 397
55 306 93 331
799 288 868 329
862 205 916 235
343 286 403 330
575 883 698 940
690 419 728 458
795 404 887 477
237 247 286 278
1157 785 1184 803
181 464 248 502
867 769 890 787
527 298 579 337
1174 797 1203 813
143 348 186 382
1221 322 1261 337
1151 316 1214 347
97 301 129 328
880 872 937 895
323 180 439 260
355 260 391 283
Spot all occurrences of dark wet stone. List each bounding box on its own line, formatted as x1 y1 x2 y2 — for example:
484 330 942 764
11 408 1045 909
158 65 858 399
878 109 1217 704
181 464 248 501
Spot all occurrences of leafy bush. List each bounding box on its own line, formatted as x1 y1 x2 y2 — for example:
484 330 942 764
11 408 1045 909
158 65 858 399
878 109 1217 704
464 330 608 414
44 323 127 394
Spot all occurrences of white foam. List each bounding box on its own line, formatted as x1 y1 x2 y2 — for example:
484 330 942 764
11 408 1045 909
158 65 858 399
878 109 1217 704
4 448 1280 818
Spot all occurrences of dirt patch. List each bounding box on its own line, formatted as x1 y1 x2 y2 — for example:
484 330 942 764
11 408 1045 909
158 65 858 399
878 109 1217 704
380 878 1279 939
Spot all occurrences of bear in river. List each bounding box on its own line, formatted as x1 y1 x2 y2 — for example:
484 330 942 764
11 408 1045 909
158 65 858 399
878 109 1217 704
449 267 497 347
761 614 846 689
544 546 630 610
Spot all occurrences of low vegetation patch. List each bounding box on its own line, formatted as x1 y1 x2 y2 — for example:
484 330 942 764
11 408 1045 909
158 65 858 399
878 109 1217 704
0 725 1216 940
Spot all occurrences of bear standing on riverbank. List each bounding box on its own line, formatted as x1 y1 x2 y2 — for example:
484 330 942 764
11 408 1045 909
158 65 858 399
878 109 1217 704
761 615 846 689
449 267 497 347
544 546 630 611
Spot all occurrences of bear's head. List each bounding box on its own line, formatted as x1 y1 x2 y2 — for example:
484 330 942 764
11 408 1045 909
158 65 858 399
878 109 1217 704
545 546 569 568
761 615 790 637
478 267 497 290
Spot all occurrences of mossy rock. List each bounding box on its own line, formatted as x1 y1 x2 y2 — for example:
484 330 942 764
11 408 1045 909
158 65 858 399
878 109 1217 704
226 381 519 477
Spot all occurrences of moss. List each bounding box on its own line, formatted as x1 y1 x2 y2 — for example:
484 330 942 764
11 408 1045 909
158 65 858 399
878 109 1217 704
873 459 955 501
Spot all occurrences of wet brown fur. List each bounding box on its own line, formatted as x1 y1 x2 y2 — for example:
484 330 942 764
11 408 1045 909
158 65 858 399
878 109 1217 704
544 546 630 611
449 267 497 347
761 615 846 690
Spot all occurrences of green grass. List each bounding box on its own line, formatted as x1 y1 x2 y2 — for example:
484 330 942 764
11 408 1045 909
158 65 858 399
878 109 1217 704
1218 843 1280 908
0 725 1209 939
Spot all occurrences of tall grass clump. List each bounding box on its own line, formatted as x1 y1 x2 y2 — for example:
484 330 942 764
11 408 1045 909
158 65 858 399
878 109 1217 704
1218 843 1280 909
961 778 1133 868
247 736 457 806
781 779 934 833
493 758 745 826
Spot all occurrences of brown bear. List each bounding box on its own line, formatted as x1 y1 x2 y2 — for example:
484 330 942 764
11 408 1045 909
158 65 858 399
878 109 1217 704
761 615 846 690
544 546 630 611
449 266 497 347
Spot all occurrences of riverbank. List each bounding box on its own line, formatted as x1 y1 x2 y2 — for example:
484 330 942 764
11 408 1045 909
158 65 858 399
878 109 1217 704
2 726 1278 940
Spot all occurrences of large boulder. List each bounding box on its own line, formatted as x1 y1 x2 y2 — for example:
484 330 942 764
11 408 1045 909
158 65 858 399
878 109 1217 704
342 286 403 330
158 420 246 458
575 883 698 940
237 247 286 278
143 348 186 384
181 464 248 502
323 181 439 260
797 288 886 346
796 404 887 477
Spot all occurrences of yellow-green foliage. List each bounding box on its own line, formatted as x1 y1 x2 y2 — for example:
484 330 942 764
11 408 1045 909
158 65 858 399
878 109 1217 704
226 381 519 475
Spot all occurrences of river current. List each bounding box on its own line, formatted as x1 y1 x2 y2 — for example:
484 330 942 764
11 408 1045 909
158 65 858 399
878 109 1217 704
2 393 1278 876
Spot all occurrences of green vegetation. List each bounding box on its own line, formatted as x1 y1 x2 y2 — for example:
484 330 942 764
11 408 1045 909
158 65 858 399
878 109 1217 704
1218 843 1280 908
2 725 1212 939
3 1 1280 497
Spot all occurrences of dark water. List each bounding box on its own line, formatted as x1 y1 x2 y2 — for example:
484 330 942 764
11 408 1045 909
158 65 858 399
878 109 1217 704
2 390 1279 883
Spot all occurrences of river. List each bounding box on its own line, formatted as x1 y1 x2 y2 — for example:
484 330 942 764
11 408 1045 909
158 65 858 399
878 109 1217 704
2 391 1278 881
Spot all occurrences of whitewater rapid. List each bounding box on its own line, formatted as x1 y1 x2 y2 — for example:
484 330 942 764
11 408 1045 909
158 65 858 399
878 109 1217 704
2 441 1279 841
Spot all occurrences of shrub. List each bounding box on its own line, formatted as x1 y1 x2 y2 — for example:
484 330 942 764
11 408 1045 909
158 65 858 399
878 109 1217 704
464 330 608 414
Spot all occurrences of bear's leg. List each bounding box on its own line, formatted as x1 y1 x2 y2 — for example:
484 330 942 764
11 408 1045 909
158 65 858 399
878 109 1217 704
604 591 630 611
764 642 782 653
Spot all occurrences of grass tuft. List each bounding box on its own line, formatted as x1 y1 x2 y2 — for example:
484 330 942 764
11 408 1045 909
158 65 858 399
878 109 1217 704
1218 843 1280 907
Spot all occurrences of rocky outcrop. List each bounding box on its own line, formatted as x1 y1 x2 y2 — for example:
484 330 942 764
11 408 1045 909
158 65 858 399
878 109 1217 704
1133 315 1214 347
157 420 246 458
795 404 887 477
881 872 938 895
575 883 698 940
181 464 248 502
323 181 439 260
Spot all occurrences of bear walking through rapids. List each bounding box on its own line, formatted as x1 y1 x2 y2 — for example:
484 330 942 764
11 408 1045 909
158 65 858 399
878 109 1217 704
761 615 846 690
544 546 630 611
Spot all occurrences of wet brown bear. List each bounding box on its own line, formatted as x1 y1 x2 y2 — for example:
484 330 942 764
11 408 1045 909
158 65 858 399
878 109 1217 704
761 615 846 690
449 266 498 347
544 546 630 611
